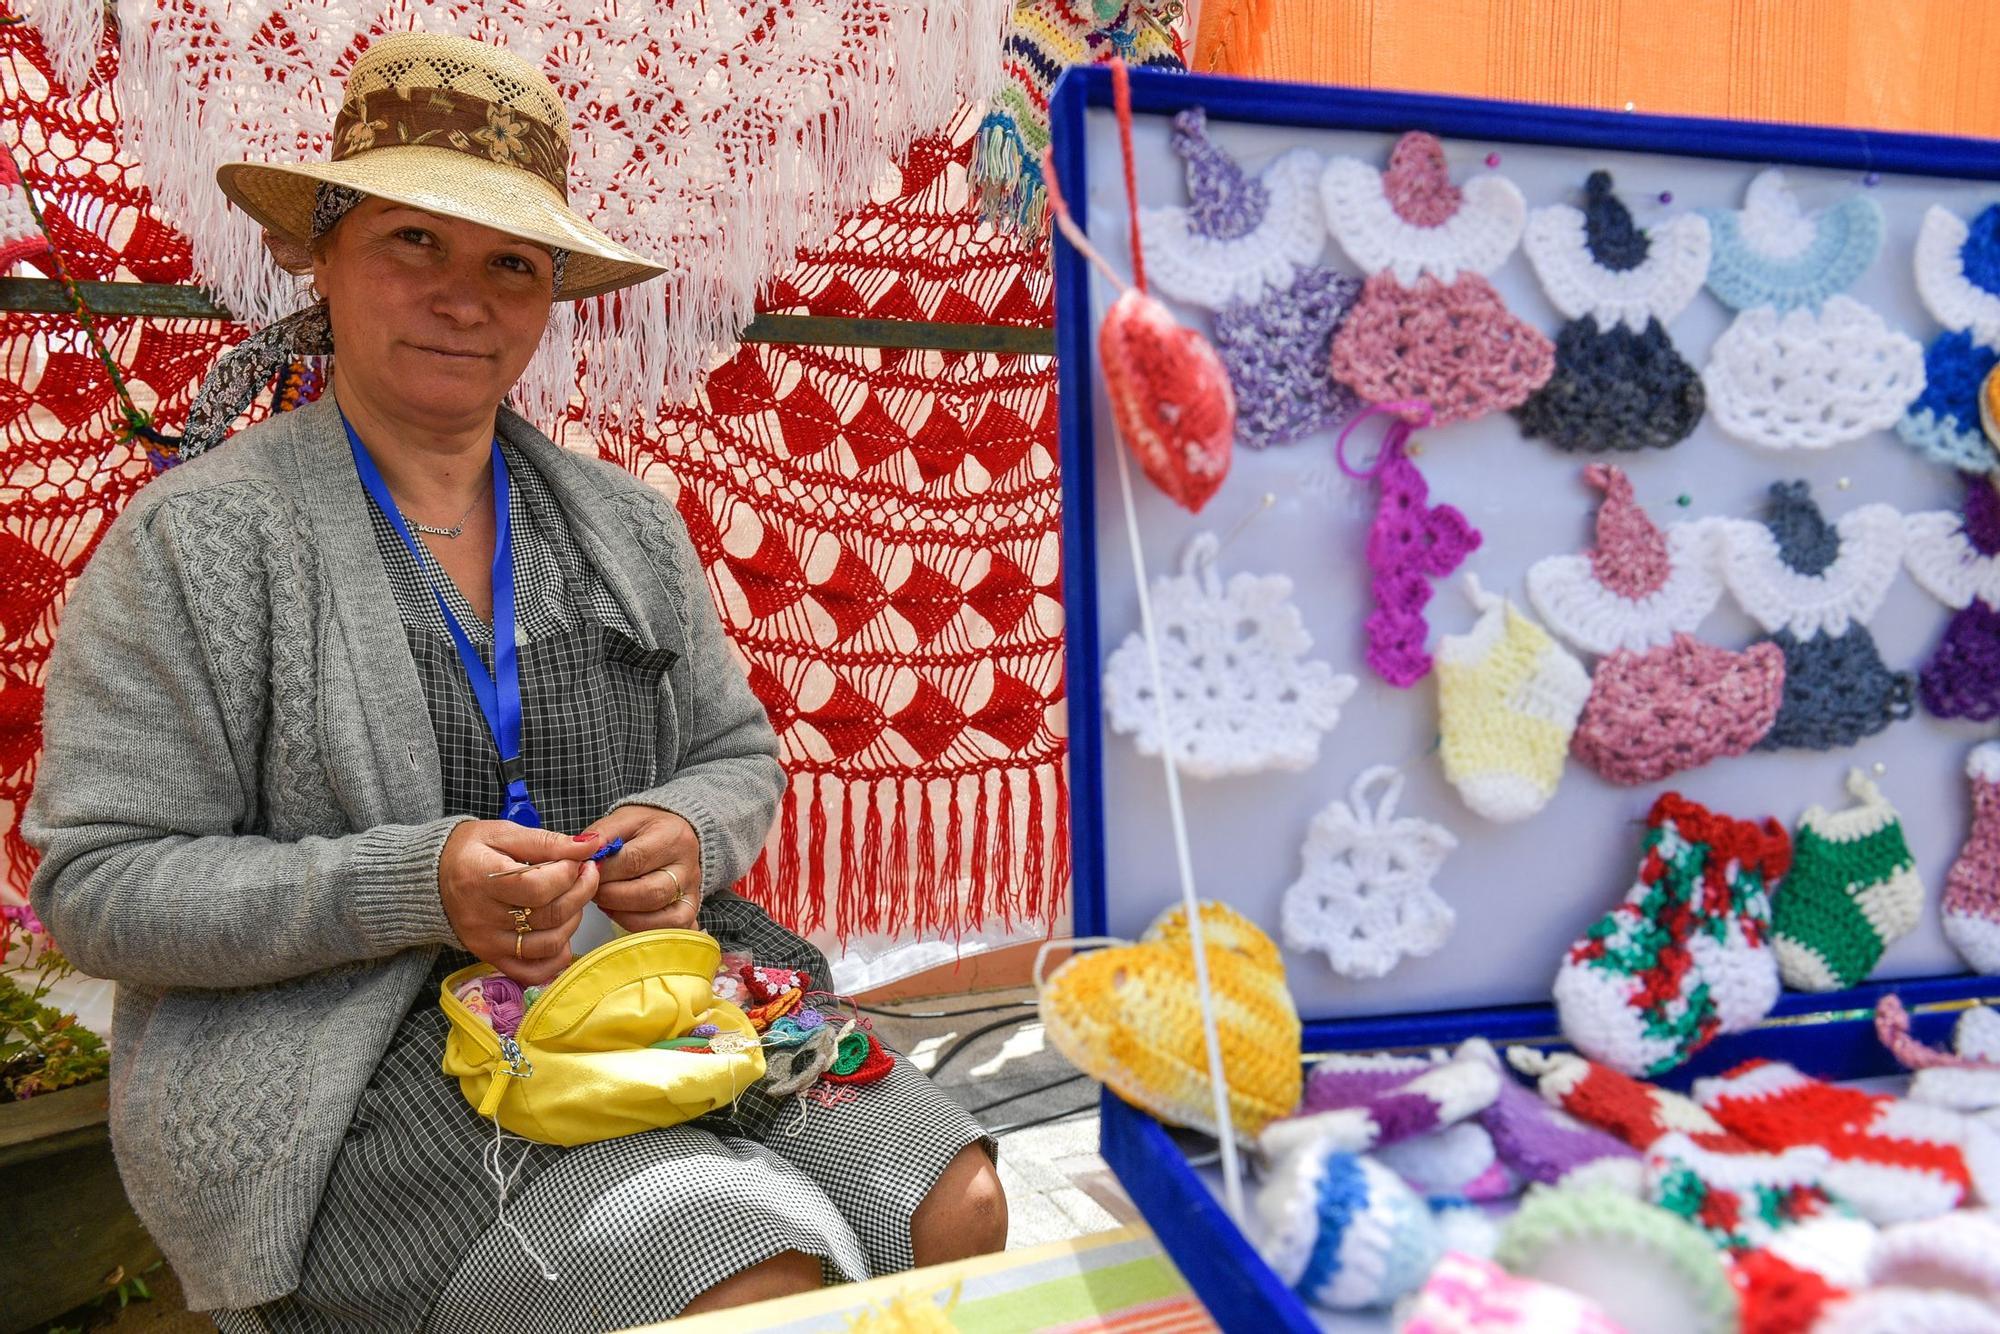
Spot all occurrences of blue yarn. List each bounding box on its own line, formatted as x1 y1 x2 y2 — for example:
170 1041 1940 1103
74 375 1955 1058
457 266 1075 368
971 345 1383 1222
1373 1185 1441 1301
1296 1152 1369 1300
1764 481 1841 576
1582 172 1650 272
1897 331 2000 473
1960 203 2000 298
1703 193 1883 313
1756 626 1915 751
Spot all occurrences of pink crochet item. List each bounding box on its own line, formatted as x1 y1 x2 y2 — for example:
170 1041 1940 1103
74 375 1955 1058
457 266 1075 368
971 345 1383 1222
1383 133 1464 227
1330 272 1555 425
1571 634 1786 786
1945 742 2000 973
1401 1251 1627 1333
1337 401 1482 686
1587 465 1674 598
1043 62 1233 514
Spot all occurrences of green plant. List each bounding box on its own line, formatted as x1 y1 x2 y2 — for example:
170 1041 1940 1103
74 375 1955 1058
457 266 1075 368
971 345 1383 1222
0 930 109 1102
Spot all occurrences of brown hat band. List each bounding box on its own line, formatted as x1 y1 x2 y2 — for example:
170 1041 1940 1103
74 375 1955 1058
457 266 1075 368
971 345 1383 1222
332 87 569 198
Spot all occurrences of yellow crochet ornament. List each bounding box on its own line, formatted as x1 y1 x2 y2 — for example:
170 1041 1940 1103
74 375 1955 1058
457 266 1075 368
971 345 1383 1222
1038 901 1302 1141
1436 575 1591 823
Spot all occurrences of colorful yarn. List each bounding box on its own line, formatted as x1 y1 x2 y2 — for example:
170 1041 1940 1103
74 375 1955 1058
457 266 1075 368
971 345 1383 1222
1138 108 1327 310
1642 1131 1834 1253
1337 404 1482 687
1507 1047 1752 1157
1330 272 1555 426
1495 1186 1739 1334
760 1025 844 1098
1899 330 2000 472
747 965 809 1002
1945 742 2000 974
1435 576 1590 823
1526 465 1725 656
1703 169 1885 314
1101 531 1357 777
821 1028 893 1084
1399 1251 1627 1334
1553 793 1791 1077
1279 765 1457 980
1694 1058 2000 1223
1517 172 1709 452
1772 769 1923 992
1265 1048 1499 1162
745 988 804 1030
454 974 528 1038
1569 635 1785 786
1460 1039 1641 1192
1038 901 1303 1141
1730 1248 1849 1334
1211 265 1362 450
1255 1148 1442 1310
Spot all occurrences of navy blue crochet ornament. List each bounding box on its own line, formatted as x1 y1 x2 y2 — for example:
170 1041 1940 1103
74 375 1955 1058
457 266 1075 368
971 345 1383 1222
1516 172 1708 452
1717 482 1915 751
1902 203 2000 472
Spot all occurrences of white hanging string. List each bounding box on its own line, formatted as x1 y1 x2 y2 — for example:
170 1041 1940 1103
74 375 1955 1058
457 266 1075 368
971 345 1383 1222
483 1114 560 1282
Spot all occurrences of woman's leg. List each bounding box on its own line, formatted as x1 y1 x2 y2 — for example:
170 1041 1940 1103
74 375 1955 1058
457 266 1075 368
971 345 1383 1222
678 1249 823 1314
910 1141 1009 1266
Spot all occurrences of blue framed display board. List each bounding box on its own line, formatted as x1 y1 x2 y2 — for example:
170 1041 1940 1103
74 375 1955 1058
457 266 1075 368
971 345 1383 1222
1050 63 2000 1332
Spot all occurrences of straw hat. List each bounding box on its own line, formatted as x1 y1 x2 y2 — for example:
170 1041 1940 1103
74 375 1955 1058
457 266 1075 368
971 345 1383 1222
215 32 664 301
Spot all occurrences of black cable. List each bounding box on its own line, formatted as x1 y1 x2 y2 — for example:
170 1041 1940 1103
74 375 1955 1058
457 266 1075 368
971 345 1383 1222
857 998 1036 1020
988 1102 1097 1137
924 1014 1038 1078
965 1071 1087 1117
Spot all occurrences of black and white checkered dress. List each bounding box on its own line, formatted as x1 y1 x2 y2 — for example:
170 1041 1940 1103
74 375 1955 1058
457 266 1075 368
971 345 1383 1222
218 445 991 1333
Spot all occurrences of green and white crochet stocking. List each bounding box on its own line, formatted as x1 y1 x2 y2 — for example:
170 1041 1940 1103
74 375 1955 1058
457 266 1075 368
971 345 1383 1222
1773 770 1924 992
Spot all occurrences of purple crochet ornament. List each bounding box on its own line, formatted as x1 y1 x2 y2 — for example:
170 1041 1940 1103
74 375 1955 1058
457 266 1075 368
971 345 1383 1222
1922 477 2000 721
1338 401 1482 687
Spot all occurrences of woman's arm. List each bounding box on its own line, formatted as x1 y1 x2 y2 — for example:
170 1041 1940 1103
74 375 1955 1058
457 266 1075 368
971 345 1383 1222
23 494 467 990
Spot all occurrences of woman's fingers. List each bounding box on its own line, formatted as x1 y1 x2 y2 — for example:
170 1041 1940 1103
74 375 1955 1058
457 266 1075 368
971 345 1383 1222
492 934 572 987
592 864 694 916
601 899 700 936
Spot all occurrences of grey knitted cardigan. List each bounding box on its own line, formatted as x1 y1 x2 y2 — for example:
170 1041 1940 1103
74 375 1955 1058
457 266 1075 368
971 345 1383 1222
23 396 786 1312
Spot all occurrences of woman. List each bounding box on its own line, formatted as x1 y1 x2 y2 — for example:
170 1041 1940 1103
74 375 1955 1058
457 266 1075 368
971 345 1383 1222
25 32 1004 1332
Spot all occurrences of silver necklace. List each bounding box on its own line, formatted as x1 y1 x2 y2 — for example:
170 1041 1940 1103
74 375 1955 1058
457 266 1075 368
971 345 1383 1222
404 477 489 540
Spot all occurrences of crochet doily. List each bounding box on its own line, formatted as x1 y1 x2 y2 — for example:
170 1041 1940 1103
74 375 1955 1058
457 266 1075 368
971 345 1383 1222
1703 296 1925 450
1102 532 1357 778
1212 265 1362 450
1280 765 1457 979
1526 465 1725 656
1139 109 1328 311
1713 483 1905 638
1523 172 1712 332
1703 169 1885 314
1320 131 1526 285
1914 203 2000 350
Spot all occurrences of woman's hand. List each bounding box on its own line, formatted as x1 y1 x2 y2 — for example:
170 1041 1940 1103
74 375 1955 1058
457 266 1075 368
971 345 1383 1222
584 805 704 933
439 821 604 986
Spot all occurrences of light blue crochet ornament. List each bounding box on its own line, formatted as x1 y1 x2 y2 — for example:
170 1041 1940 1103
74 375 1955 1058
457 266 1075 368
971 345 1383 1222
1255 1147 1445 1310
1704 170 1884 314
1900 202 2000 473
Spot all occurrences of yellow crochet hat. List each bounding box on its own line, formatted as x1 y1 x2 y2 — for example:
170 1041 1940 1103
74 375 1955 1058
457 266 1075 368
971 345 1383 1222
1039 901 1303 1141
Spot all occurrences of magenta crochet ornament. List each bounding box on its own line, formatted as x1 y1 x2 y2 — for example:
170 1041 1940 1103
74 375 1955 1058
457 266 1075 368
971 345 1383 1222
1322 131 1553 424
1335 400 1482 687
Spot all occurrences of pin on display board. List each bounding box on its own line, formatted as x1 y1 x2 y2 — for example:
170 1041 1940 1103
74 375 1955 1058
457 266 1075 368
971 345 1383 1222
1050 63 2000 1331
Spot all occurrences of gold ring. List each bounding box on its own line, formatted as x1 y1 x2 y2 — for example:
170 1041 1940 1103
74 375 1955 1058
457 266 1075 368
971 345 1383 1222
514 933 523 959
665 866 684 906
509 906 533 933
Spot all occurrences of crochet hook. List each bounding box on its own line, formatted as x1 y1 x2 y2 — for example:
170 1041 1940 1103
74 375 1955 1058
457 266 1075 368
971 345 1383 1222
485 837 625 878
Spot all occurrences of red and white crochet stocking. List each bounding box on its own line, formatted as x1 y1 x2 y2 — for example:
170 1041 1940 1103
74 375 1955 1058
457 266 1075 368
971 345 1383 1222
1695 1059 2000 1222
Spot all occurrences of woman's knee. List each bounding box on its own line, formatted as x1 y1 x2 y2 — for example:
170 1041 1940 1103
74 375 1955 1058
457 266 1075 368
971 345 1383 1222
679 1248 822 1315
911 1144 1008 1264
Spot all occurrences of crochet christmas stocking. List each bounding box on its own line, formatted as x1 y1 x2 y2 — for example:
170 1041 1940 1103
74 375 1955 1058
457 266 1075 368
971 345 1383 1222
1553 793 1791 1077
1509 1046 1744 1153
1875 996 2000 1129
1695 1058 2000 1222
1945 741 2000 973
1435 576 1590 823
1772 769 1924 992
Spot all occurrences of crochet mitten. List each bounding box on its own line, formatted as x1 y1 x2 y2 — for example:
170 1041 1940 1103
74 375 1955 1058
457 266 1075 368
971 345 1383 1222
1101 532 1357 777
1899 202 2000 472
1322 132 1553 423
1700 169 1923 451
1138 108 1327 312
1435 576 1590 822
1713 480 1914 751
1694 1059 2000 1222
1642 1131 1835 1253
1516 171 1710 452
1461 1039 1642 1192
1905 477 2000 720
1772 769 1923 992
1553 793 1791 1077
1398 1251 1626 1334
1495 1186 1739 1334
1255 1148 1442 1310
1945 741 2000 974
1281 766 1457 978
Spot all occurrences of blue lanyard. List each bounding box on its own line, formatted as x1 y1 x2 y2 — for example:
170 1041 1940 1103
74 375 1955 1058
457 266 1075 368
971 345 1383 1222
342 411 542 829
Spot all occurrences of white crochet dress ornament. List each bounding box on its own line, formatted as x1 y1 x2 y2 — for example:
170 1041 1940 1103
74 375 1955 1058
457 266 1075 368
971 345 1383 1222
1281 766 1457 979
1899 202 2000 472
1102 532 1357 778
1700 170 1925 450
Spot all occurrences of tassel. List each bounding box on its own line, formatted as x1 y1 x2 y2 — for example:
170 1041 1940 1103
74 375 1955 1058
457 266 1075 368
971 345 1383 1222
805 775 829 936
860 778 886 935
1049 761 1072 926
886 777 912 937
991 770 1017 932
942 776 965 937
836 780 861 943
774 780 803 931
967 771 991 935
914 779 940 936
742 841 774 913
1022 766 1046 924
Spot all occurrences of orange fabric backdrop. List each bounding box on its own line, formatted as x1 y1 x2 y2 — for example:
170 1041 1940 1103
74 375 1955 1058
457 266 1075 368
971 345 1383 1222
1194 0 2000 137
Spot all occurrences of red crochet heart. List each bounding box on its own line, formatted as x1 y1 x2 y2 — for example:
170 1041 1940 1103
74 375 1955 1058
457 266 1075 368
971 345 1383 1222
1099 289 1234 513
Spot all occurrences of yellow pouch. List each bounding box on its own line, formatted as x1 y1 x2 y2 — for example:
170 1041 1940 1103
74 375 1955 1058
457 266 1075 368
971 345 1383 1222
440 928 766 1146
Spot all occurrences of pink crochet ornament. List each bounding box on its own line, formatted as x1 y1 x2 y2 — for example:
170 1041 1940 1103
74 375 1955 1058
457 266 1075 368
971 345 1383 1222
1044 62 1232 513
1323 132 1554 424
1336 400 1482 686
